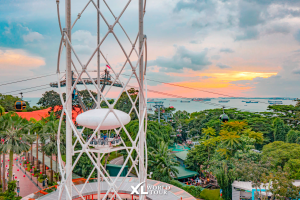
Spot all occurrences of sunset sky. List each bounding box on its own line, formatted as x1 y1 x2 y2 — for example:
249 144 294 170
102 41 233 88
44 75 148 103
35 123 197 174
1 0 300 98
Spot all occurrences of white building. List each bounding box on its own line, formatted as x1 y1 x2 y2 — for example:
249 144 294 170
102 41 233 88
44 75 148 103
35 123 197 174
232 181 300 200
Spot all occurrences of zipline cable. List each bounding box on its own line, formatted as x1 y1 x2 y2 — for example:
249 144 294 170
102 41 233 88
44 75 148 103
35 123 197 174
0 73 56 87
3 84 50 95
10 87 52 96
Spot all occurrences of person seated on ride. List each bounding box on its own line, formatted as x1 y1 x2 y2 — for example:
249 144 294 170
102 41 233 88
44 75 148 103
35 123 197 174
103 134 107 140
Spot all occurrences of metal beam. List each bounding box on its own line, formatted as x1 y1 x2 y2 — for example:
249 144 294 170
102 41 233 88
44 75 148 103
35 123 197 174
65 0 72 198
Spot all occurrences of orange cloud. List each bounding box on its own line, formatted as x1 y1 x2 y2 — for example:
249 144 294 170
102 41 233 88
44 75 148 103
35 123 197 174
0 49 45 69
144 71 277 98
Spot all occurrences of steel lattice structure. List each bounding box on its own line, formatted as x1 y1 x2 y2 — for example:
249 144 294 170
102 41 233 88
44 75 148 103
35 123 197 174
55 0 148 199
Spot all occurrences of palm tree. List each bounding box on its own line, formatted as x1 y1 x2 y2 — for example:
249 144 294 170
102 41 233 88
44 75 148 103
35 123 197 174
43 114 66 182
219 130 241 157
42 122 57 182
0 105 4 116
2 153 4 192
202 127 216 140
30 120 44 171
148 141 179 181
0 113 35 181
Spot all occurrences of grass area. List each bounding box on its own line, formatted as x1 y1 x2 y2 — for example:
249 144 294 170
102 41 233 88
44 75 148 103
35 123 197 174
199 189 221 200
107 151 123 163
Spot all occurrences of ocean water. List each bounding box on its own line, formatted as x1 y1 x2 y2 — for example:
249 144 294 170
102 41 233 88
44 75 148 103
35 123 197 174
24 98 40 107
25 97 297 113
146 98 297 113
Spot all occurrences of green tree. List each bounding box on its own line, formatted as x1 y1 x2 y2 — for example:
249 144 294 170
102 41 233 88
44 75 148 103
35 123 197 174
219 130 241 158
273 118 290 142
0 94 19 112
30 120 44 171
0 105 4 116
268 167 300 200
286 130 300 143
42 117 65 183
262 141 300 169
0 181 22 200
114 88 139 120
0 113 34 181
37 90 61 110
185 143 209 172
148 141 179 182
211 160 235 200
234 157 272 199
283 159 300 179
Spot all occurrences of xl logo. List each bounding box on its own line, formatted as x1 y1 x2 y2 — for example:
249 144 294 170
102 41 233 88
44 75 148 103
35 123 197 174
131 181 148 195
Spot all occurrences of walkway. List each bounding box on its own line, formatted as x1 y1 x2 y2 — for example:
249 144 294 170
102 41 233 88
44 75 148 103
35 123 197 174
2 154 41 197
109 156 124 165
30 146 59 173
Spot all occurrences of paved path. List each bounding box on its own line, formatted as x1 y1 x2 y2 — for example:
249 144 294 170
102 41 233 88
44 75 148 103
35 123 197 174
109 156 124 165
2 154 42 198
30 146 59 173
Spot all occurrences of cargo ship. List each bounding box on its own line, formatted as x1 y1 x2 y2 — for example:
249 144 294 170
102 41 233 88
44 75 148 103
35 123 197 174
219 100 230 103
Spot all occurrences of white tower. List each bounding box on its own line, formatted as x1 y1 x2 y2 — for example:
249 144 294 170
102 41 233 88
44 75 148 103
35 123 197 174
55 0 147 199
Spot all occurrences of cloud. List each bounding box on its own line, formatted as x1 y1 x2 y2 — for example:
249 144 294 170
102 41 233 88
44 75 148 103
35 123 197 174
238 1 265 28
292 68 300 74
211 55 221 60
148 46 212 72
220 48 234 53
201 76 214 79
190 40 200 44
294 29 300 43
23 31 44 42
235 28 259 41
265 23 290 35
0 49 45 73
216 63 231 69
229 59 300 97
72 30 97 54
174 0 216 13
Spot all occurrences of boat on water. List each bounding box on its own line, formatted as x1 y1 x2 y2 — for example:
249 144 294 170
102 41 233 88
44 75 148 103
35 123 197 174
245 101 259 103
170 100 177 102
147 99 154 102
219 100 230 103
180 100 191 103
192 98 211 101
268 100 283 104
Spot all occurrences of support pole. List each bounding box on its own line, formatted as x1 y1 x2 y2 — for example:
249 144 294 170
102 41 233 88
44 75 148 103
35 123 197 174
139 0 145 199
65 0 72 198
97 153 100 200
97 0 101 109
158 107 160 124
97 1 101 200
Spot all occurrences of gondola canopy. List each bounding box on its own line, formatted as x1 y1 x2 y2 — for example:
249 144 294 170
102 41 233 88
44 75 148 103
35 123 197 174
15 101 26 111
15 92 26 111
219 113 229 122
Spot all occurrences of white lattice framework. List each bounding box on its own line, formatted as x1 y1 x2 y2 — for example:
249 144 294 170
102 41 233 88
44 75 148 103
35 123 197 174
55 0 148 199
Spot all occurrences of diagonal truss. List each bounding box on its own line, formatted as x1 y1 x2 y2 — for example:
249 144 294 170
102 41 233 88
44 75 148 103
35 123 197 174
55 0 148 199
